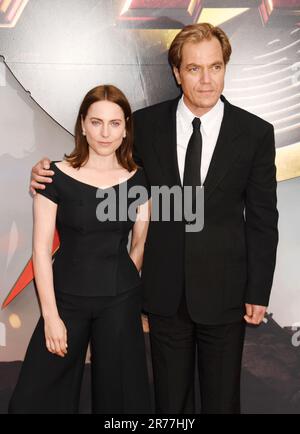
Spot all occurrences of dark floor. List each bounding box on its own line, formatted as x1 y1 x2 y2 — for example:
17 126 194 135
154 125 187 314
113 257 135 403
2 320 300 414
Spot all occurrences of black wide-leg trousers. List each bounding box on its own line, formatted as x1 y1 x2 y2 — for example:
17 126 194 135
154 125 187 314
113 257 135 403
9 286 150 414
148 293 246 414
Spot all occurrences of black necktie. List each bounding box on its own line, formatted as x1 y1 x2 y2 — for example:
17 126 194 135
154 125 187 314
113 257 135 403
183 117 202 188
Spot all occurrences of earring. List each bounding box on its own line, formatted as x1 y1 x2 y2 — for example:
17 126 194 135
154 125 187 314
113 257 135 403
82 130 86 136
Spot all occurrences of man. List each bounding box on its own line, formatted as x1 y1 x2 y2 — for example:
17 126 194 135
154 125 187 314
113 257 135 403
30 23 278 414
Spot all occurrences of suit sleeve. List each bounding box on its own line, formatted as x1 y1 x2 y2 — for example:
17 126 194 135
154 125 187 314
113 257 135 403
132 111 144 167
138 169 151 202
245 125 279 306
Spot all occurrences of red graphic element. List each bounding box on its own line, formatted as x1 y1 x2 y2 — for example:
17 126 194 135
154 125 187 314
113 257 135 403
118 0 300 28
0 0 29 28
118 0 203 28
128 0 191 6
259 0 300 24
272 0 300 5
2 229 60 309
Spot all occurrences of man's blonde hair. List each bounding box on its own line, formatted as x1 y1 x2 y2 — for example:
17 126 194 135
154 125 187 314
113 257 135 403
168 23 232 69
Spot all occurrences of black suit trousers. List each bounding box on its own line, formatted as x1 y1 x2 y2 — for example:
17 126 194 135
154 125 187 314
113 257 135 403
148 293 246 414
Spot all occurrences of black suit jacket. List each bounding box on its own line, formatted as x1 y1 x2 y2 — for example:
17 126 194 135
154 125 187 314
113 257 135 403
133 95 278 324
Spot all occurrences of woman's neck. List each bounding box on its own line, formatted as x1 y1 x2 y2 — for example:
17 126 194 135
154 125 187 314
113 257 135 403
83 152 121 172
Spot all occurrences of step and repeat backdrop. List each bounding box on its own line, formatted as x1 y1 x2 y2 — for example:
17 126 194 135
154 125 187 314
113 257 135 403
0 0 300 413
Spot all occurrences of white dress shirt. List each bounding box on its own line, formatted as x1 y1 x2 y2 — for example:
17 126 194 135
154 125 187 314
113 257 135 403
176 96 224 185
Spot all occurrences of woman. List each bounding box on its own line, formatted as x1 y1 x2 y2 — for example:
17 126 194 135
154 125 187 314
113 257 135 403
9 85 151 414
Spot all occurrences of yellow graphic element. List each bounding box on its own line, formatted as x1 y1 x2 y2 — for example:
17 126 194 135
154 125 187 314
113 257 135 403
198 8 250 27
0 0 29 28
153 29 180 50
121 0 132 15
267 0 274 14
188 0 198 16
0 0 12 13
155 8 251 49
276 143 300 181
9 313 21 329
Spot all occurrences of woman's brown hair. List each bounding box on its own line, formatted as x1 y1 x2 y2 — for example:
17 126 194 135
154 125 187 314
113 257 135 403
168 23 232 69
65 84 136 171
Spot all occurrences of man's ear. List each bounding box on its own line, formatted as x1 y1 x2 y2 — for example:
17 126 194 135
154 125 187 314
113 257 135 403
173 66 181 86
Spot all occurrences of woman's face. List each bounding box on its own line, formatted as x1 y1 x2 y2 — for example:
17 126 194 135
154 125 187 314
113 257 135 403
81 100 126 157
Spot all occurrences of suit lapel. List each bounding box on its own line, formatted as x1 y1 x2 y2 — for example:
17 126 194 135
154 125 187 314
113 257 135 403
151 95 243 196
203 96 243 200
152 97 181 186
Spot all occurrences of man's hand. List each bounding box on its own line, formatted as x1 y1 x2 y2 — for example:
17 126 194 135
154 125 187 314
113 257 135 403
30 158 54 195
244 304 267 325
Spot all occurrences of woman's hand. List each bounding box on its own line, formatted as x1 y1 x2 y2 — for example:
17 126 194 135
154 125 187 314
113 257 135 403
44 316 68 357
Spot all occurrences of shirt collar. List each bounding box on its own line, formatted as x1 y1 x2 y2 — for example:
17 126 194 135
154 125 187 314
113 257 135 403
177 95 224 136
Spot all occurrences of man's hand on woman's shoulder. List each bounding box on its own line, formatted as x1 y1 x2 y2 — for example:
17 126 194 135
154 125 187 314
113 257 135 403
30 157 54 195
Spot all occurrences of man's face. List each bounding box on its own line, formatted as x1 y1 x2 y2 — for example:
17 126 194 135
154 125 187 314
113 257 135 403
173 37 226 116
